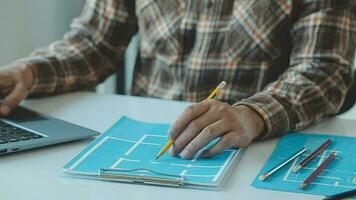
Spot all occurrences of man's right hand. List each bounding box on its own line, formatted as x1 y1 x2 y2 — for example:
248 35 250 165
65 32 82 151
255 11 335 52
0 64 35 116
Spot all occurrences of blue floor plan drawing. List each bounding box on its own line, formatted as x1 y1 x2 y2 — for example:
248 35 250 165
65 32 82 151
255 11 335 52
63 116 240 188
252 133 356 197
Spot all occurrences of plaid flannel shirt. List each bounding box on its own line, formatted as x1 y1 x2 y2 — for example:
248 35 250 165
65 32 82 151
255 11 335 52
16 0 356 139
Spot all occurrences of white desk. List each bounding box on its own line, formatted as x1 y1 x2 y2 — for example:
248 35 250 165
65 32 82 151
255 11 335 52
0 92 355 200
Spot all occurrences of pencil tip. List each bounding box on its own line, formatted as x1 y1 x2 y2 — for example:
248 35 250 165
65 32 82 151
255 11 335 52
299 183 307 189
258 174 267 181
155 155 160 160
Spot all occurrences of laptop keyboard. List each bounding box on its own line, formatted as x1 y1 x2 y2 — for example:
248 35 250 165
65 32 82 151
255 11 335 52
0 121 43 144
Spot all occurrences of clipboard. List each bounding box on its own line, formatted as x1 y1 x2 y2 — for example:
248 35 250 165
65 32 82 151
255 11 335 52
62 116 243 190
99 168 186 187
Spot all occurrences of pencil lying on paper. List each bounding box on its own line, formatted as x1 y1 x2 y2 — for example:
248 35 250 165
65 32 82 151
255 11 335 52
155 81 227 160
300 152 337 189
259 147 307 181
293 139 333 172
323 188 356 200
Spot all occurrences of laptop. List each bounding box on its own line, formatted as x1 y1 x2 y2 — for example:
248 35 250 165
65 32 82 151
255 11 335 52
0 106 99 154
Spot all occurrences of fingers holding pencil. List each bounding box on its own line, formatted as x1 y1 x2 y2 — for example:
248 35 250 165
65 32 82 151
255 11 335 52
167 101 211 140
155 81 228 160
156 80 265 160
169 100 232 156
170 101 265 159
167 81 228 141
170 118 231 158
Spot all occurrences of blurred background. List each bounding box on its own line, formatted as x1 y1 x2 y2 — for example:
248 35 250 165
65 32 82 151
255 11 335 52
0 0 139 94
0 0 84 66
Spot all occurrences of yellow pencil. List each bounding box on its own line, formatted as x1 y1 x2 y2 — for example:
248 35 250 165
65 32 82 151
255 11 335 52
155 81 227 160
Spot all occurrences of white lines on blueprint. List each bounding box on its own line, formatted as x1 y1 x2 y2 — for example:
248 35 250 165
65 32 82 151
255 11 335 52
282 149 356 189
72 133 236 182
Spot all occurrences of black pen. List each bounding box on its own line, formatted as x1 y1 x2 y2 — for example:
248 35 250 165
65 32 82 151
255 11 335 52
323 188 356 200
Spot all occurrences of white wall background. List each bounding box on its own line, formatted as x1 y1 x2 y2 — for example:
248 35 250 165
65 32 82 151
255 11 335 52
0 0 85 66
0 0 117 94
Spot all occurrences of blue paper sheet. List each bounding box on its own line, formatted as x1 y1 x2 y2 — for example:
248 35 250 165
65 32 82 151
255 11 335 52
63 116 239 186
252 133 356 197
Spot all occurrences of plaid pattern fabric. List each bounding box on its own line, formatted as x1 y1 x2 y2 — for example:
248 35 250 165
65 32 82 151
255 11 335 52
16 0 356 139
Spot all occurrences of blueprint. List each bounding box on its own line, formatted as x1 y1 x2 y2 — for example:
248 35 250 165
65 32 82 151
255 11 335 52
252 133 356 197
63 116 240 187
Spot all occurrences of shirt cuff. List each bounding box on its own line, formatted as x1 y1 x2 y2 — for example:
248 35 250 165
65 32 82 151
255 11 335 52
233 92 290 140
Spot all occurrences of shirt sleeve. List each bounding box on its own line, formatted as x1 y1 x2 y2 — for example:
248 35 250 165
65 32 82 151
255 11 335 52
235 1 356 140
15 0 138 96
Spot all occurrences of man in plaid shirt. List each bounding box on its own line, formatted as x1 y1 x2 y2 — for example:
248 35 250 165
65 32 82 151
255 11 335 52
0 0 355 159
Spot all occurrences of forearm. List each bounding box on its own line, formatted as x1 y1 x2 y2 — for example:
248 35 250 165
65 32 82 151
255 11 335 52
236 61 353 140
236 1 356 139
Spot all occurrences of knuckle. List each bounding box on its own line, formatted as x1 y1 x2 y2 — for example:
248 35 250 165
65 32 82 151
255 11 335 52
225 115 236 125
173 141 183 151
220 105 230 113
233 134 249 148
203 127 215 138
221 137 232 147
186 104 194 111
185 105 195 117
189 121 201 132
241 135 251 147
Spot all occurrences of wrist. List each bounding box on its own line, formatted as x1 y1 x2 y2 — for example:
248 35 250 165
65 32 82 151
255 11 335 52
233 105 265 140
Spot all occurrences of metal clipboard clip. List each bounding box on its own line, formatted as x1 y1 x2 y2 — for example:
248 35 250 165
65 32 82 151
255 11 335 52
99 168 186 187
